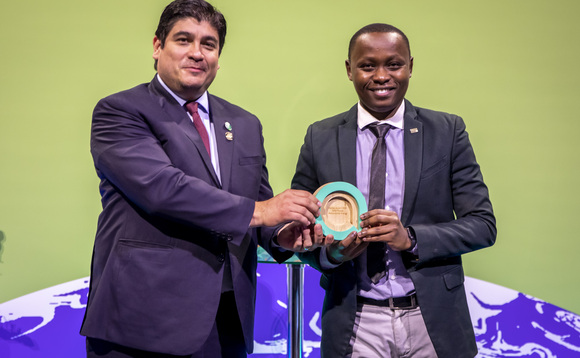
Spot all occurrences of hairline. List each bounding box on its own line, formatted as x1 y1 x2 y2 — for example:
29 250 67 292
348 24 411 61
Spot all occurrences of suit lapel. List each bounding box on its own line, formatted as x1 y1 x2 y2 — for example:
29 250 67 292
338 105 359 186
149 77 221 187
401 100 423 225
208 94 233 191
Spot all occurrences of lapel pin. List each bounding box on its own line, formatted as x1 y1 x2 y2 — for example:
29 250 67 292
225 122 232 131
410 128 419 133
225 131 233 141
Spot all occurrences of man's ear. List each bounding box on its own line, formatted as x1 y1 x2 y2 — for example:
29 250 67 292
345 59 353 81
152 36 161 60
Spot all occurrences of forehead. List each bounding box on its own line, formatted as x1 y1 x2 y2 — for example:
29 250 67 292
351 32 410 60
168 17 219 38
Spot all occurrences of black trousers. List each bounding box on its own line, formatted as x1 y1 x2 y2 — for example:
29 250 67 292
86 291 246 358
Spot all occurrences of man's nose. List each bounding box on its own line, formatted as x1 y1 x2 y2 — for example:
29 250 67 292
373 67 390 82
188 43 204 60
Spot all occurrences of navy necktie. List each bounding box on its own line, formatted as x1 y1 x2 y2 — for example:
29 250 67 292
366 123 391 284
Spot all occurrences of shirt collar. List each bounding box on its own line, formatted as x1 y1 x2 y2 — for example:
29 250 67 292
357 100 405 131
156 74 210 114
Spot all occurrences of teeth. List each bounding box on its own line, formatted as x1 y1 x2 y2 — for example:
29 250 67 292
374 89 389 93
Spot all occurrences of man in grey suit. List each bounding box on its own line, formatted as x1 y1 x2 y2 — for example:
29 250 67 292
80 0 327 357
292 23 496 357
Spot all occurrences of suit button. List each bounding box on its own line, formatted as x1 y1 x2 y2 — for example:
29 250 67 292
217 253 225 262
226 236 233 242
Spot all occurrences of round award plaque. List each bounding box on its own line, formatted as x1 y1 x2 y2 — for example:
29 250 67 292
314 182 368 241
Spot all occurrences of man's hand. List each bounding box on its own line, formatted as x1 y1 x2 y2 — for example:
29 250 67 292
250 189 320 228
276 222 333 252
358 209 412 251
325 231 369 264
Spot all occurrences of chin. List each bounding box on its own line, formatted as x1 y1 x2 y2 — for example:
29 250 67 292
370 103 397 113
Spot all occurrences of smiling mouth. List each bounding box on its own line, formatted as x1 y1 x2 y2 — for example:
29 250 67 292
370 88 395 95
184 66 205 72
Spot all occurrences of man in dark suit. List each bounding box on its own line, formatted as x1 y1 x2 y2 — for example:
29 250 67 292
80 1 328 357
292 23 496 357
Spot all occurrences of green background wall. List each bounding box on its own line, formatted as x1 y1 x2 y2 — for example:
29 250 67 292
1 0 579 314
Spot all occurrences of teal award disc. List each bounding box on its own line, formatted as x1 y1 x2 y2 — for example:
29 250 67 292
314 182 368 241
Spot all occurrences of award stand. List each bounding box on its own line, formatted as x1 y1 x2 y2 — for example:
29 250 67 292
258 248 304 358
257 180 366 357
287 261 304 358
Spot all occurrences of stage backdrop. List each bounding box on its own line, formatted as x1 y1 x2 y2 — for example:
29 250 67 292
2 265 580 357
1 0 580 335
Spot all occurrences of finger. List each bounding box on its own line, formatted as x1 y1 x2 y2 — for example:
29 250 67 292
284 189 318 204
359 209 379 221
302 226 314 250
290 189 320 202
353 232 366 246
360 208 396 218
339 231 358 247
361 211 399 228
289 190 321 217
312 224 325 245
291 230 304 251
360 215 384 228
358 228 381 242
285 209 316 227
280 191 321 224
303 205 319 223
324 233 334 246
289 199 320 225
359 227 395 243
301 198 322 218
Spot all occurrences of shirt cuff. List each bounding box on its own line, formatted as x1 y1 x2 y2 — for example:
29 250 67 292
319 247 341 270
406 226 418 255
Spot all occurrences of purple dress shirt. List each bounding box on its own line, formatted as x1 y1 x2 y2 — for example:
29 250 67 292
355 101 415 300
321 101 415 300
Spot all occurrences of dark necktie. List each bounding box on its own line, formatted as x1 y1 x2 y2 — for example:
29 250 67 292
366 123 391 284
185 101 211 157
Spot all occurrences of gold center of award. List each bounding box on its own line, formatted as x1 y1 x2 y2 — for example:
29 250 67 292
320 192 360 232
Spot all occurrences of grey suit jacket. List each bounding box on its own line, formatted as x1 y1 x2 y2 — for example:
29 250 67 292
80 76 291 355
292 100 496 358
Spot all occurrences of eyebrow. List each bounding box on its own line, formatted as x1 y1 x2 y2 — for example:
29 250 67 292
357 54 407 62
172 31 218 43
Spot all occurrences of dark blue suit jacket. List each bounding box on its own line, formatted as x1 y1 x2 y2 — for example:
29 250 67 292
80 76 291 355
292 101 496 358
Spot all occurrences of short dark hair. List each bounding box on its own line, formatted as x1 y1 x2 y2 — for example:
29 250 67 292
154 0 227 69
348 23 411 60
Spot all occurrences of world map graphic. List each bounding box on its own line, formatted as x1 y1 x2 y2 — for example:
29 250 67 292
2 264 580 358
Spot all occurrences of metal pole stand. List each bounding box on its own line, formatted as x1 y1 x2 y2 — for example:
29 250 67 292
287 263 304 358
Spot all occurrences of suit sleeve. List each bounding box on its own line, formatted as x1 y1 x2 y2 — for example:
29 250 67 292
253 124 295 263
411 116 497 263
90 94 255 240
290 124 329 271
292 124 322 193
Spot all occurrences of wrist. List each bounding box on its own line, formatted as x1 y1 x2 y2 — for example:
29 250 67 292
250 201 264 227
326 248 342 265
